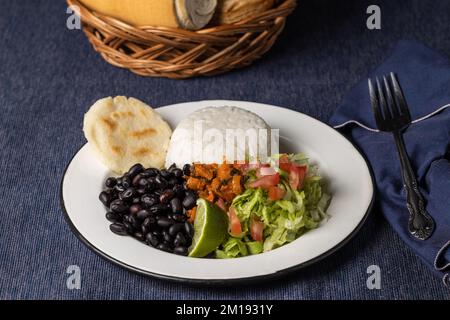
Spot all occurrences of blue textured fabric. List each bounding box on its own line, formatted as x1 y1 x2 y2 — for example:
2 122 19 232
329 40 450 283
1 0 450 299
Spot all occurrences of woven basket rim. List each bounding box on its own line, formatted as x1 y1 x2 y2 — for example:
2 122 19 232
66 0 297 78
67 0 297 35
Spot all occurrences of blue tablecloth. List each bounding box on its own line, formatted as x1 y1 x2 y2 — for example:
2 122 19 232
0 0 449 299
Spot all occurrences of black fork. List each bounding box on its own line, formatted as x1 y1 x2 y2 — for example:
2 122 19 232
368 72 435 240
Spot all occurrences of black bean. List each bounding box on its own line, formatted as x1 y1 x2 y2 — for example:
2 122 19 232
132 197 141 204
173 185 185 198
160 169 172 179
122 215 131 224
110 223 127 236
163 231 173 243
136 188 147 195
167 177 179 187
145 179 156 191
169 198 183 214
138 178 149 188
129 204 141 215
182 194 196 210
171 213 186 222
128 215 140 229
105 177 117 188
147 176 157 184
168 163 177 172
149 204 168 215
106 212 121 223
123 221 134 234
120 188 135 201
144 168 159 177
141 194 159 208
146 233 159 247
157 217 174 229
152 230 162 238
132 174 143 186
136 209 150 220
122 176 131 189
106 188 119 198
142 216 156 229
110 199 127 213
184 221 194 238
173 246 188 256
174 232 187 247
171 168 183 178
185 189 197 199
169 223 185 237
137 171 149 179
133 232 144 241
141 224 149 235
128 163 144 179
157 243 172 253
160 189 175 204
183 164 191 176
99 191 111 207
115 184 125 192
155 175 168 189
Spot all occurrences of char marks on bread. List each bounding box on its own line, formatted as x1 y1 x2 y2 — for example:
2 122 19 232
83 96 172 174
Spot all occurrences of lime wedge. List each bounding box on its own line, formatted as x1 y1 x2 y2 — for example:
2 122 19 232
188 199 228 258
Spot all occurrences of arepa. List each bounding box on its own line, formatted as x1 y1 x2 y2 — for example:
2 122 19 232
83 96 172 174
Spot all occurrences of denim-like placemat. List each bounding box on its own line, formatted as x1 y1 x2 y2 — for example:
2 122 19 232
0 0 449 299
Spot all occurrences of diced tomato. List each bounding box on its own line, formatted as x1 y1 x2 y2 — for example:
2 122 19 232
250 217 264 242
228 207 242 237
216 198 227 212
259 166 277 176
268 186 286 201
248 173 280 190
275 155 308 190
278 155 291 172
288 165 307 190
238 162 270 174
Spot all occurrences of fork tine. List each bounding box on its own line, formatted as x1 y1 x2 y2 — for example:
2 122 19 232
390 73 411 120
368 79 383 124
376 77 390 120
383 75 400 117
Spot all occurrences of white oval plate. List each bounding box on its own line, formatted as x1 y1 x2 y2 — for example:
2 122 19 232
61 100 374 284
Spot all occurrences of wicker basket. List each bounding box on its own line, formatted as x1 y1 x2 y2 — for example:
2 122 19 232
67 0 297 79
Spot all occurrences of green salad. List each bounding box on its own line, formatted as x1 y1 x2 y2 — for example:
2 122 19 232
215 153 331 259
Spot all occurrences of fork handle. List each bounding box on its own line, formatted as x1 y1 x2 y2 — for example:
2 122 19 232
393 130 435 240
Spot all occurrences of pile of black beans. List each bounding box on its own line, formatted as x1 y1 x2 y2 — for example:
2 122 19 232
99 163 197 256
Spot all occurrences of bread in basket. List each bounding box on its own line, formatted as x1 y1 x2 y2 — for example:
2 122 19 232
67 0 297 79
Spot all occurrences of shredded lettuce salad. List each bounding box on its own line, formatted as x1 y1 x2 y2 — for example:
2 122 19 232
215 153 331 259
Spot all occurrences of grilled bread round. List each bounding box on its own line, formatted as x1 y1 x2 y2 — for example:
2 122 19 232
83 96 172 174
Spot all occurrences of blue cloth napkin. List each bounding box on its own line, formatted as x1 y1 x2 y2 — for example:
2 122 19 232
329 40 450 286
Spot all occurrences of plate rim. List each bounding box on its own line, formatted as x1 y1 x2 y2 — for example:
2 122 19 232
60 100 375 286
